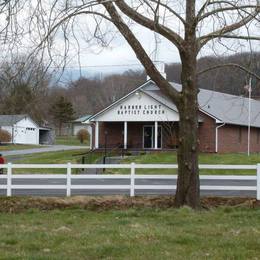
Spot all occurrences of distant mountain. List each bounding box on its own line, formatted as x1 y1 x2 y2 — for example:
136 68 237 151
166 52 260 96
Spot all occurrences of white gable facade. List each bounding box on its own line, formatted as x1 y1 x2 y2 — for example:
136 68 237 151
0 116 40 145
87 82 181 150
13 117 39 145
94 91 179 122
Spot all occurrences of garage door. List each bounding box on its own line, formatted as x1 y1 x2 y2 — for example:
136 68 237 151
24 127 38 145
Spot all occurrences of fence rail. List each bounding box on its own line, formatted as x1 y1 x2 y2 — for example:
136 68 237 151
0 163 259 199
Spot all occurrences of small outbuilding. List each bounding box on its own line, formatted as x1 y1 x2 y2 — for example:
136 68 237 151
0 114 54 145
72 114 92 136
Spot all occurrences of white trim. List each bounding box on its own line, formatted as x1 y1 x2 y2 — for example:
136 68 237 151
124 121 127 149
90 126 93 149
88 80 153 122
199 108 220 122
257 164 260 200
95 122 99 149
215 123 226 153
154 121 158 149
140 90 178 113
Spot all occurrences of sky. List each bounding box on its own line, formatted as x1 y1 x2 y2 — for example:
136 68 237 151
1 1 259 83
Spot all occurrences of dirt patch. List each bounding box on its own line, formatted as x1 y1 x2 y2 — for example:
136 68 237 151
0 196 259 213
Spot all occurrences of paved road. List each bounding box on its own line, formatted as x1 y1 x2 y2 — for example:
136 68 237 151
2 145 89 157
0 177 256 197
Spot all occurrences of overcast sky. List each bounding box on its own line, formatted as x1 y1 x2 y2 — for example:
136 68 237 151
2 1 259 82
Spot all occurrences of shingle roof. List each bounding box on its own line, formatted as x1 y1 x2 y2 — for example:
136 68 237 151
144 82 260 128
0 114 28 126
198 88 260 127
74 115 92 123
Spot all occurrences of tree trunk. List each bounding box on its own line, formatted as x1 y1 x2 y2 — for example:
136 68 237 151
174 42 200 208
175 97 200 208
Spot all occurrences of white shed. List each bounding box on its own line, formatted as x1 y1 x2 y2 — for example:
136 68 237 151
0 114 50 145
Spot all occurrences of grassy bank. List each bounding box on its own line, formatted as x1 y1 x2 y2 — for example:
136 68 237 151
55 135 89 146
5 151 260 175
6 150 89 174
106 152 260 175
0 206 259 259
0 144 41 151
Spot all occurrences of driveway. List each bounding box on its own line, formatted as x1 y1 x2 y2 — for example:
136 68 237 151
2 145 89 157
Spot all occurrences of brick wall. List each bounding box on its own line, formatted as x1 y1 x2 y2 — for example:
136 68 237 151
99 122 124 148
218 124 260 153
91 117 260 153
198 113 216 153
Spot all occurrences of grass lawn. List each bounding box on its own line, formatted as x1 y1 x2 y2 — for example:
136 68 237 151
55 135 89 146
6 149 89 174
0 144 41 151
5 150 260 175
107 152 260 175
0 207 259 259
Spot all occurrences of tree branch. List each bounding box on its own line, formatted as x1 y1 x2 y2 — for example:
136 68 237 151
203 34 260 41
149 0 186 25
100 0 181 104
198 6 260 48
114 0 184 51
197 63 260 81
198 5 258 22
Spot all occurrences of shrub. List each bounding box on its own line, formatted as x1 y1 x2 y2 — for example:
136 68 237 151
76 129 89 144
0 129 11 143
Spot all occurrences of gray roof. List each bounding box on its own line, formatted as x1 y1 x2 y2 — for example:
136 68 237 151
147 82 260 128
73 115 92 123
0 114 28 126
198 88 255 126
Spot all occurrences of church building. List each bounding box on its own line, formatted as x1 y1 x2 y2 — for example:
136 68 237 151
85 80 260 153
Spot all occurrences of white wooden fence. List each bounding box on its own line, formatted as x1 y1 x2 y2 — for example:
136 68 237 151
0 162 259 199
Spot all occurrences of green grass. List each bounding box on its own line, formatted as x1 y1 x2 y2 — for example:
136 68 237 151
107 152 260 175
6 150 260 175
0 207 259 259
55 135 89 146
0 144 41 151
6 150 89 174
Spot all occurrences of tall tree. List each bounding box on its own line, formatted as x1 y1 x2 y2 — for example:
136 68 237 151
0 55 52 123
67 70 145 115
26 0 260 208
49 96 75 136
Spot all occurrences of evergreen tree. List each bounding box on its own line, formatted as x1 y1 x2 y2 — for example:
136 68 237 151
49 96 75 135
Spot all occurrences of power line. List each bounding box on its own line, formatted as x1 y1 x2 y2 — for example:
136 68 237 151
49 63 144 69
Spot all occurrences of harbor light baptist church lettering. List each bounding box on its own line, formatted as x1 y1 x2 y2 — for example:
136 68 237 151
117 104 165 115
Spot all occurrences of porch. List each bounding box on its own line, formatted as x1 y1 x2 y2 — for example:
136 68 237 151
93 121 178 150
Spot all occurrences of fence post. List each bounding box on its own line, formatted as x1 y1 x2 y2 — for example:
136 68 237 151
7 163 12 197
67 162 71 197
257 164 260 200
130 162 135 197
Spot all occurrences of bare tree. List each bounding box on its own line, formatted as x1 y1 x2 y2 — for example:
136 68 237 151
0 55 53 123
167 52 260 96
23 0 260 208
66 70 145 115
